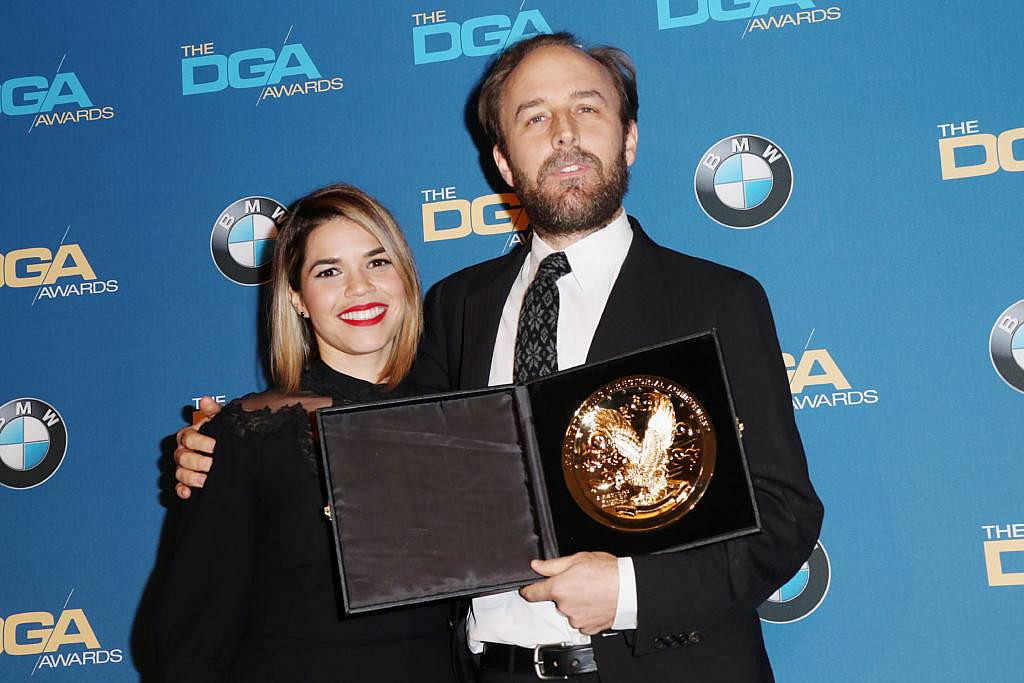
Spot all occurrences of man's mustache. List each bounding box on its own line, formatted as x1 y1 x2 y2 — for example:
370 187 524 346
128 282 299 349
537 149 603 182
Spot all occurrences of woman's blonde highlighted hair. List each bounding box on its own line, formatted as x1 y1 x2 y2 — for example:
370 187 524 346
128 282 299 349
269 183 422 392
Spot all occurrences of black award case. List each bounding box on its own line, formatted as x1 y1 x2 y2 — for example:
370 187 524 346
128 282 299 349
317 329 760 614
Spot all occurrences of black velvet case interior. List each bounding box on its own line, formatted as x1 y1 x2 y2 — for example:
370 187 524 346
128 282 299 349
318 330 760 613
318 388 551 614
526 330 760 557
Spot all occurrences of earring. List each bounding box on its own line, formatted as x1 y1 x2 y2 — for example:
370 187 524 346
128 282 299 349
297 309 308 318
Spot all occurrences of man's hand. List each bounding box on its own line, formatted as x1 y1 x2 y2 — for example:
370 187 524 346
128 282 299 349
519 551 619 635
173 397 222 500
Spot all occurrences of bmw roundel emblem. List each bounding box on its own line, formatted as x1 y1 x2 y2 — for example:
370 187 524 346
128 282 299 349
694 134 793 229
990 300 1024 393
210 196 289 286
758 540 830 624
0 398 68 490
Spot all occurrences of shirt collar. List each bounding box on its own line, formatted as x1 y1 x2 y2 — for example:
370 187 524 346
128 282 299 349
528 209 633 292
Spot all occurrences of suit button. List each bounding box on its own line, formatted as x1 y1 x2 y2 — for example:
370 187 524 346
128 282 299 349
653 636 668 649
675 633 689 645
688 630 702 644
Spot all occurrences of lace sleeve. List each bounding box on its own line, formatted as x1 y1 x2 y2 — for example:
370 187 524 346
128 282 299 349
201 393 329 474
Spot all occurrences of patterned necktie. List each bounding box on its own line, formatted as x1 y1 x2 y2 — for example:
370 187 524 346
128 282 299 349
513 251 572 383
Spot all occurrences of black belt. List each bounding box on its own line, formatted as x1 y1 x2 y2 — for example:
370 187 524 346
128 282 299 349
481 642 597 680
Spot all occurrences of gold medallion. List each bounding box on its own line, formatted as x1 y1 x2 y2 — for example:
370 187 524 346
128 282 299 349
561 375 716 532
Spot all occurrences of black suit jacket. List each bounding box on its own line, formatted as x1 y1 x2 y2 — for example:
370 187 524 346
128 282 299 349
413 217 823 683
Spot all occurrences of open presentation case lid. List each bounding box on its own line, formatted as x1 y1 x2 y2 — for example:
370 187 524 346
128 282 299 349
318 329 759 614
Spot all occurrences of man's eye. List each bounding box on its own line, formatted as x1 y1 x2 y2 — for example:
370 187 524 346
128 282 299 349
579 105 597 114
527 114 545 125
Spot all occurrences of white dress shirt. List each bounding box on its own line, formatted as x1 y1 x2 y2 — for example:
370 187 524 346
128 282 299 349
469 209 638 651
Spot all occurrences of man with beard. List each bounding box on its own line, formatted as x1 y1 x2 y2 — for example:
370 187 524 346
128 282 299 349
175 32 822 682
410 33 821 682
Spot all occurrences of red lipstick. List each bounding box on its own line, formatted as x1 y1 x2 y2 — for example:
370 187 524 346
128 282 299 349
338 302 388 326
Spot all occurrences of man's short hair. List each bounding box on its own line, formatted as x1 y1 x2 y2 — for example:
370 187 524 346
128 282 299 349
477 32 639 156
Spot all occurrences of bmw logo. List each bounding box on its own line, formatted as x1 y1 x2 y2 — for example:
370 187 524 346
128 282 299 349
0 398 68 490
210 196 288 286
694 134 793 229
990 300 1024 393
758 540 830 624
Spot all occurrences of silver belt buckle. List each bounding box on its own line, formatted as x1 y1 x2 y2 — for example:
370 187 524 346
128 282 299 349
533 643 571 680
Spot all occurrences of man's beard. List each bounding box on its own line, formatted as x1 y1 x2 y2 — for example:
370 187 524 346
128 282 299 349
511 143 629 239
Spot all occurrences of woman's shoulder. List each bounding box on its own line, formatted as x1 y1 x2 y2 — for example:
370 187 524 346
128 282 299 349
203 390 332 441
390 376 428 399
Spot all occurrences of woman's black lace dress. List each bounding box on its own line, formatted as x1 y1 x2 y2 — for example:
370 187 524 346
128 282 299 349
157 360 453 682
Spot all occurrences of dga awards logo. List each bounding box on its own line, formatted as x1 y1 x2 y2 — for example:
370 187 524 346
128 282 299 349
411 9 552 64
1 229 120 303
990 300 1024 392
937 120 1024 181
210 196 288 286
656 0 841 33
981 523 1024 587
2 57 115 129
0 398 67 489
180 35 344 102
784 332 878 410
759 540 830 623
419 186 529 252
695 135 793 229
0 595 123 671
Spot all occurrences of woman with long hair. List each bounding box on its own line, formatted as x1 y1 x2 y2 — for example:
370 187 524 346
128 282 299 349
157 184 453 682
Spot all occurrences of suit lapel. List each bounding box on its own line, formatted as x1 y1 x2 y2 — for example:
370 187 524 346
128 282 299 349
587 217 666 363
457 218 664 385
459 244 530 389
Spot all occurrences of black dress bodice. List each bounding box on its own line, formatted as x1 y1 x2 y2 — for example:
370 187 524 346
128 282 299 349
156 361 453 682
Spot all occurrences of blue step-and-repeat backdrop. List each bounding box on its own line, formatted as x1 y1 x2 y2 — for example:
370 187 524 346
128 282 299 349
2 1 1022 680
